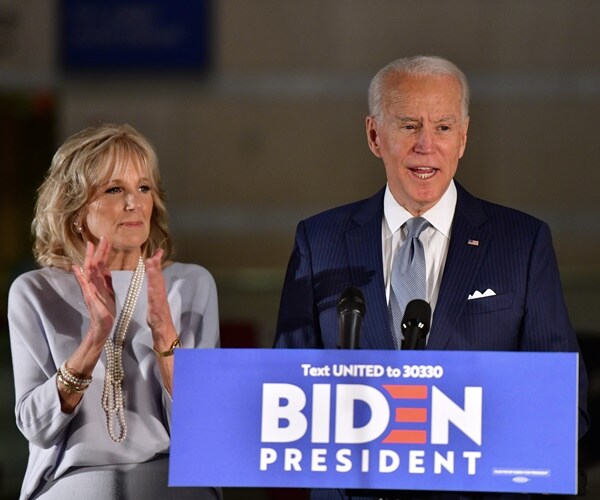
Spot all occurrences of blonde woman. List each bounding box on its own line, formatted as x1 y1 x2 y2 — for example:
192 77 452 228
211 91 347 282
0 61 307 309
8 123 221 500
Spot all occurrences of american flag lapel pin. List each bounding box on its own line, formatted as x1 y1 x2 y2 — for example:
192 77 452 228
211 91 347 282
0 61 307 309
467 239 480 246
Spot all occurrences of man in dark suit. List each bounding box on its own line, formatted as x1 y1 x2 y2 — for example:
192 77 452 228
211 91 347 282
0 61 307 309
274 55 589 500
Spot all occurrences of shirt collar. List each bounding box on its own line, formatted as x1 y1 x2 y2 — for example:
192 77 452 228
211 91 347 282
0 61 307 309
383 180 457 237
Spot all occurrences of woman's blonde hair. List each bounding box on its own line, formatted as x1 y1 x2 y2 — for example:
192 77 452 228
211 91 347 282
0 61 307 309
33 123 173 269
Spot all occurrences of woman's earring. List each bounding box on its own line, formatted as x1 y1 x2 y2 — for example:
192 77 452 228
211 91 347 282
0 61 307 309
74 221 83 233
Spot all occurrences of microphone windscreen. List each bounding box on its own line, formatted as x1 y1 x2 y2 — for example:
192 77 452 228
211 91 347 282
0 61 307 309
402 299 432 335
337 287 366 317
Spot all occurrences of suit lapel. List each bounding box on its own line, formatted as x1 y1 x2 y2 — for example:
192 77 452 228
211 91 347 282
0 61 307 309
427 183 491 349
345 189 395 350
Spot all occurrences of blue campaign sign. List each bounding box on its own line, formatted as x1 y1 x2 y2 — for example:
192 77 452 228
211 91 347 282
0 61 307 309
170 349 579 495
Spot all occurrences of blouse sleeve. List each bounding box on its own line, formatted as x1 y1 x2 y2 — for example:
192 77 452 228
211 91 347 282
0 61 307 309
8 273 80 448
161 265 220 429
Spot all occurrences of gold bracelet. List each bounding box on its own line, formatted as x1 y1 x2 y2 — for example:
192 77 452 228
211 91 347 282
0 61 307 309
153 337 181 357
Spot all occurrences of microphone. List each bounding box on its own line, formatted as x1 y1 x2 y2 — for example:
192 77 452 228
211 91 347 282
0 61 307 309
401 299 431 350
337 287 366 349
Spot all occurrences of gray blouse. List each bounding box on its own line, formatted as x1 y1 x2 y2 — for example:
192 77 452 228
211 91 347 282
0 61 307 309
8 263 220 499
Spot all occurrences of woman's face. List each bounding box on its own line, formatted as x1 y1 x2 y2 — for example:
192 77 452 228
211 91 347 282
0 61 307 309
83 158 154 269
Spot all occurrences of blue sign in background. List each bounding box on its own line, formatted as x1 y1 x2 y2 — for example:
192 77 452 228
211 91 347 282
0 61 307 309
61 0 211 71
170 349 578 494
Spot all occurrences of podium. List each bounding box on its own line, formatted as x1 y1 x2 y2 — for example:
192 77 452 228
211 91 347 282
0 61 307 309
169 349 579 495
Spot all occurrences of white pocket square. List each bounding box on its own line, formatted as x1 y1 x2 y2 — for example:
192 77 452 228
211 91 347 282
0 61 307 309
468 289 496 300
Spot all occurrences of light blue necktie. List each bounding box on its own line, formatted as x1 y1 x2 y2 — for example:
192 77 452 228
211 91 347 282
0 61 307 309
389 217 429 348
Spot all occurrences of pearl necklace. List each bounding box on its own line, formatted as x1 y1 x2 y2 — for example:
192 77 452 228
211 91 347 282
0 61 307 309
101 256 145 443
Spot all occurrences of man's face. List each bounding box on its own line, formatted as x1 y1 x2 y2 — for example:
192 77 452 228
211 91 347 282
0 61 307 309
366 73 469 215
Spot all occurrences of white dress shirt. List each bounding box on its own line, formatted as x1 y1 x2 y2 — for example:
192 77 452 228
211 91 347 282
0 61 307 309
382 180 457 318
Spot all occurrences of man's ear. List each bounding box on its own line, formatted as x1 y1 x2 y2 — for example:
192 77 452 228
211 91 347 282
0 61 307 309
458 116 469 159
366 116 382 158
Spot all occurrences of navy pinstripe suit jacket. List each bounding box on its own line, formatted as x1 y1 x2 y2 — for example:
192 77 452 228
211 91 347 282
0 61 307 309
274 182 589 489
